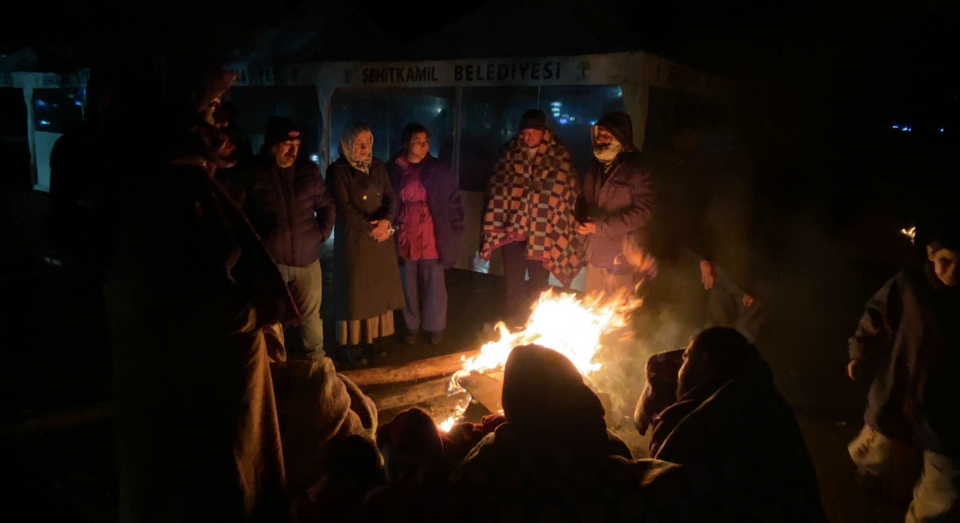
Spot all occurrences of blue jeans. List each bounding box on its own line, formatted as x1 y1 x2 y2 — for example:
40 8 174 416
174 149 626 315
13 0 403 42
277 260 324 359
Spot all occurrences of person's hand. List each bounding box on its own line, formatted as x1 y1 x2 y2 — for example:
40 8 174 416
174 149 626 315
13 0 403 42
743 294 755 307
479 246 492 262
847 360 859 381
371 220 391 242
577 221 597 235
700 260 715 290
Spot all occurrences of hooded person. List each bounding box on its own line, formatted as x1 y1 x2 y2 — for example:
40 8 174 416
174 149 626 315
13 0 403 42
577 111 656 297
439 344 690 522
327 122 405 365
103 64 298 522
634 328 827 523
480 110 585 325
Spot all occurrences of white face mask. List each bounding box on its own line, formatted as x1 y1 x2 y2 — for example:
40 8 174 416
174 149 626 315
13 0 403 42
593 139 622 163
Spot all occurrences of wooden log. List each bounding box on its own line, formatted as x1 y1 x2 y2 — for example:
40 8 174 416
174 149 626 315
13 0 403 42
341 349 481 386
457 372 504 413
366 377 455 411
0 402 114 442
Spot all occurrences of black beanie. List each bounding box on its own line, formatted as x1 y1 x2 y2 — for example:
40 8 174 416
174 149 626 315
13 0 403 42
264 116 301 147
519 109 547 131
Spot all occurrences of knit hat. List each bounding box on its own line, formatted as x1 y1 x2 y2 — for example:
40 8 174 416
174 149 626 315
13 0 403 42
264 116 301 147
519 109 548 131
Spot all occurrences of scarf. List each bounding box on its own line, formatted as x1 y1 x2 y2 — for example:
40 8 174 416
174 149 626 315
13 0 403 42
339 122 373 173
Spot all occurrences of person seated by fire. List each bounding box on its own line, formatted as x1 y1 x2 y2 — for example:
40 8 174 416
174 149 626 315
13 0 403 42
576 111 657 297
386 123 465 346
846 216 960 523
328 122 406 367
480 110 585 326
634 327 827 522
439 344 694 522
293 434 387 523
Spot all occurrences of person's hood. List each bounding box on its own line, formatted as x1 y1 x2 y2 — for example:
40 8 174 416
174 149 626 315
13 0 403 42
592 112 637 152
501 344 609 451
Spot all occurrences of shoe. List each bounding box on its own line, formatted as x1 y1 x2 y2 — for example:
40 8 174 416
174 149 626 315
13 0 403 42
404 330 419 345
338 345 368 369
360 343 377 356
429 330 444 345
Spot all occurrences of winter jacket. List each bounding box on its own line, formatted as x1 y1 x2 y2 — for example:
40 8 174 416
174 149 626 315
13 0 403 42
849 265 960 455
386 154 464 268
239 153 335 267
580 149 655 271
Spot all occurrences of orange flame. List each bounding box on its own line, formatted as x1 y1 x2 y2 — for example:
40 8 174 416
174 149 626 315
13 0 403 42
436 288 642 431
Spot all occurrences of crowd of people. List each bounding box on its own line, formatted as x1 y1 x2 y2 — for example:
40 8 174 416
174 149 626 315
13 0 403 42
42 59 960 522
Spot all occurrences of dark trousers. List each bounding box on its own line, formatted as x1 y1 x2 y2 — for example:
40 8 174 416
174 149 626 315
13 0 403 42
400 258 447 333
500 241 551 321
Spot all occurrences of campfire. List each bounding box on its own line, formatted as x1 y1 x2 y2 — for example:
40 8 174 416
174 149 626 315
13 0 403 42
436 288 643 431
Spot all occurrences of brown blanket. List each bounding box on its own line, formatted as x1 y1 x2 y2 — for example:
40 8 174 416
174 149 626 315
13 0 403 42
271 358 378 497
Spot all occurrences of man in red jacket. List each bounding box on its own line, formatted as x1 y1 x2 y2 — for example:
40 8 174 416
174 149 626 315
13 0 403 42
239 117 336 360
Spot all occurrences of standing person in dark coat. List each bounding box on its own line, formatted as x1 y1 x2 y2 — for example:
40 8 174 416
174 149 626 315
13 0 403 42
577 112 656 297
103 65 296 523
239 117 335 360
386 123 465 346
847 218 960 522
327 122 405 365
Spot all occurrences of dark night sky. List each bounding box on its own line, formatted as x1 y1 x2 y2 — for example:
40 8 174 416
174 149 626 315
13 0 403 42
2 0 958 133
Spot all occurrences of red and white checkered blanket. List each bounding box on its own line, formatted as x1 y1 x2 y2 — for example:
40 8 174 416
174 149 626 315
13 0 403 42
480 131 584 286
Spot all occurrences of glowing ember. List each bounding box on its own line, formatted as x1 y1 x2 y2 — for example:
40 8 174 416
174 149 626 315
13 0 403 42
437 288 642 430
901 226 917 244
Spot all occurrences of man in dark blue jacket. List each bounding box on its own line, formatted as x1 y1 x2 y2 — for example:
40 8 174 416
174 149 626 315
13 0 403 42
240 117 335 359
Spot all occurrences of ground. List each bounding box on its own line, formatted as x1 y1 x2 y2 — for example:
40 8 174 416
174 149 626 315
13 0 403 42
0 189 916 522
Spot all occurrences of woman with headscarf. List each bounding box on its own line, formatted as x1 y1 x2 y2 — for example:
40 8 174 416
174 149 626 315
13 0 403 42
327 122 405 365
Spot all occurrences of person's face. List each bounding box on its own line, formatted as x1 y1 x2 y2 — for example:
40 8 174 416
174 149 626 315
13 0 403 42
595 127 616 150
202 96 227 129
406 132 430 162
522 128 545 149
928 246 960 287
352 131 373 162
677 344 715 398
272 139 300 168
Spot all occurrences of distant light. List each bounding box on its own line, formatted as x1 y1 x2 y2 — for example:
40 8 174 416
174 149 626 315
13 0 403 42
75 100 82 106
39 120 50 126
36 100 47 107
559 118 569 124
589 120 597 126
551 101 561 107
901 126 911 132
310 154 320 163
892 125 899 129
940 127 945 133
568 116 575 122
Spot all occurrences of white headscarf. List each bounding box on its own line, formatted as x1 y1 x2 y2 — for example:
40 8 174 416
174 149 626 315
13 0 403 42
339 122 374 173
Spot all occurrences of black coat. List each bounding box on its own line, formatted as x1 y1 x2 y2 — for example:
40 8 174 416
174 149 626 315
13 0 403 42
385 154 465 268
327 158 405 321
238 154 335 267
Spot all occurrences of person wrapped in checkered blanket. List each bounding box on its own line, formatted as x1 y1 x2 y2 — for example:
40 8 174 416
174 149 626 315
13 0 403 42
479 125 585 289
